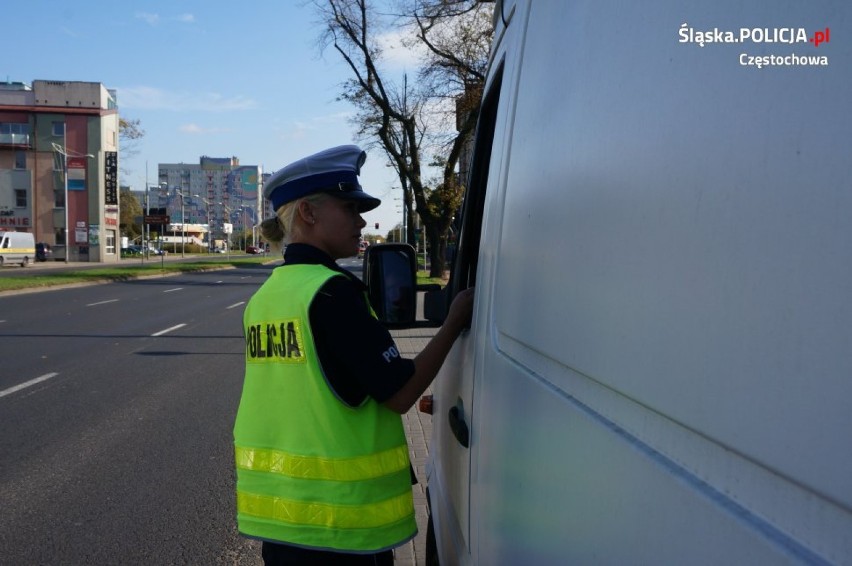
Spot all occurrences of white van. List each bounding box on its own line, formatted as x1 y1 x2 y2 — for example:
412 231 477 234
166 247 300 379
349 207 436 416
0 231 35 267
366 1 851 564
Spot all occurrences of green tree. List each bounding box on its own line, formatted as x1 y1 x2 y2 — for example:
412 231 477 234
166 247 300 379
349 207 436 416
118 117 146 243
315 0 493 276
120 188 143 241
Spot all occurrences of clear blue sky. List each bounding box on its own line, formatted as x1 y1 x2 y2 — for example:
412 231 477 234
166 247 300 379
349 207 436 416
5 1 418 235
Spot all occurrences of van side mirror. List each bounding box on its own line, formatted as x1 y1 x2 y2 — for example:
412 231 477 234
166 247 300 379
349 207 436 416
363 243 444 328
363 244 418 327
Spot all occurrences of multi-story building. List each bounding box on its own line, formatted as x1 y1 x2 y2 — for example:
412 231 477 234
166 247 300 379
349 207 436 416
152 157 263 250
0 80 120 262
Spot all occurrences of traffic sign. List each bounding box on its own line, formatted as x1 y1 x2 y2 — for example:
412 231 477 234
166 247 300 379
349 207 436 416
144 214 170 225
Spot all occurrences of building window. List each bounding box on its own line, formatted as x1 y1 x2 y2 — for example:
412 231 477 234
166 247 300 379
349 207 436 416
15 190 27 208
105 231 116 255
55 189 65 208
0 123 31 145
55 227 66 246
53 121 65 137
14 151 26 169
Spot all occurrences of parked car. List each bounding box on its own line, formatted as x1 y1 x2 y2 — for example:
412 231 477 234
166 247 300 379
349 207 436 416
246 245 263 254
35 242 52 262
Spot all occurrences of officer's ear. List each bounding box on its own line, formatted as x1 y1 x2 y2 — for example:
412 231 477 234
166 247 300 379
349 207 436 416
297 200 317 226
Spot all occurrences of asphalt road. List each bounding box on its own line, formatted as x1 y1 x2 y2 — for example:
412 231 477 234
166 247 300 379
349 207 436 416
0 262 284 565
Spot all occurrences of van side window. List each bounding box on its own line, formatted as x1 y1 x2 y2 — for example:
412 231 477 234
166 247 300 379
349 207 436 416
449 63 504 296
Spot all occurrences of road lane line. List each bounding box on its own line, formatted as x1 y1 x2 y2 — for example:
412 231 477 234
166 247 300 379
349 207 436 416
87 299 119 307
163 288 184 293
151 323 186 336
227 302 246 310
0 373 59 399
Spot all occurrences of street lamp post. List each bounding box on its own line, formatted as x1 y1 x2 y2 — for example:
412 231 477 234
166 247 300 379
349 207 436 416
222 203 233 260
202 198 213 252
156 182 168 255
240 205 250 251
192 194 210 253
176 190 186 258
144 185 150 261
394 194 404 243
52 143 94 263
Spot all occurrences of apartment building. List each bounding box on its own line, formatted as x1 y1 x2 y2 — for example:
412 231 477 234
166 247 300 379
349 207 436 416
152 157 265 250
0 79 121 262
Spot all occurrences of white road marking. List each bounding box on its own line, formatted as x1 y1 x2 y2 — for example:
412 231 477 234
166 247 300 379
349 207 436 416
227 302 246 310
0 373 59 399
163 288 184 293
152 323 186 336
87 299 119 307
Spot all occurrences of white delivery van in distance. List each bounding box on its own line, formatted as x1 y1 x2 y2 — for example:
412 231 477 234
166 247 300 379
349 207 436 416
0 231 35 267
365 0 851 564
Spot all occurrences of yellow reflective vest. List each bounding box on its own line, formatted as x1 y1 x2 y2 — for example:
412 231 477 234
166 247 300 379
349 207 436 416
233 263 416 552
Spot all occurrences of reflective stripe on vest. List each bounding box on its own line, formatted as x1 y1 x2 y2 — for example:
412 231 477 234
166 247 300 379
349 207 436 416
235 444 410 482
237 490 414 530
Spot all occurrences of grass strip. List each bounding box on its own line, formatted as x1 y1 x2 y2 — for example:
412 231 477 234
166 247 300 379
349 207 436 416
0 258 271 292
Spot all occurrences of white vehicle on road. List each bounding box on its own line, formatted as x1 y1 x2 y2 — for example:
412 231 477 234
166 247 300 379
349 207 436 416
0 231 35 267
367 1 851 564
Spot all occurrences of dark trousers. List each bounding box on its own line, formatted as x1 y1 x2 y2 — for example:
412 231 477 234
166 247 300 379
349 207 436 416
261 541 394 565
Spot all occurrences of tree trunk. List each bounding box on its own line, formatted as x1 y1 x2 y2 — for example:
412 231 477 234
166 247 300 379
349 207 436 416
427 223 446 278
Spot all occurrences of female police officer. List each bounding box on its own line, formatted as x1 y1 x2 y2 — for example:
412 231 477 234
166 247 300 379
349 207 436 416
233 145 474 565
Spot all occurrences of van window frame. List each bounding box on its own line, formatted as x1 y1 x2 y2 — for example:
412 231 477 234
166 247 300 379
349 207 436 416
447 63 505 300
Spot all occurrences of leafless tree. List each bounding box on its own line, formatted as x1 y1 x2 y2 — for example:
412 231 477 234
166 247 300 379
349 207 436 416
315 0 493 276
119 117 145 183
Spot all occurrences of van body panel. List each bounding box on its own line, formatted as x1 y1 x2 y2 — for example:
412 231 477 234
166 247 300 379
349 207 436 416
475 350 821 565
427 1 852 564
494 0 852 508
429 331 476 562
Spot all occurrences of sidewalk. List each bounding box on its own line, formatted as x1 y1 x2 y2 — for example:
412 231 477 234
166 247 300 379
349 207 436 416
391 326 438 566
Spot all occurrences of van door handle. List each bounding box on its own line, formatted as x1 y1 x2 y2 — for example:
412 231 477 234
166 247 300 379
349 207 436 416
448 406 470 448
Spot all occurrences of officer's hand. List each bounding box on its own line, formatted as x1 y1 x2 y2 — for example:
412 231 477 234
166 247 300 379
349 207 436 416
446 287 475 334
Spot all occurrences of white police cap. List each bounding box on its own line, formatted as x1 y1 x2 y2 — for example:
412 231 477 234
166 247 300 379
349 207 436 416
263 145 381 212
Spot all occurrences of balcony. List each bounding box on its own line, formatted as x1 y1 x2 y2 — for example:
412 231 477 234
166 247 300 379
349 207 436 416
0 133 31 147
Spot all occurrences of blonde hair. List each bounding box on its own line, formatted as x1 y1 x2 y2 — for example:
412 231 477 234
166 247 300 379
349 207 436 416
259 193 329 255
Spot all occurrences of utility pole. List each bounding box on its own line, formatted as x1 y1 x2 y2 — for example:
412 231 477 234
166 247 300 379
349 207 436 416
144 162 150 261
177 189 186 258
401 72 408 244
52 143 94 263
